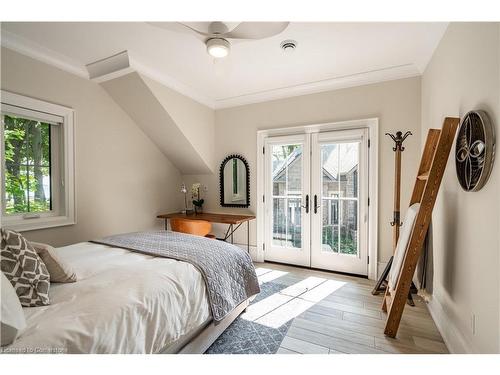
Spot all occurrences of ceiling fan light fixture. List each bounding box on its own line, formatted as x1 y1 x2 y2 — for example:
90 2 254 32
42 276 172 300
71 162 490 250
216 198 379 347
206 38 230 58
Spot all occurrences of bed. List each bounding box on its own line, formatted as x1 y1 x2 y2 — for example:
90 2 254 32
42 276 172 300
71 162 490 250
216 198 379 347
5 234 257 354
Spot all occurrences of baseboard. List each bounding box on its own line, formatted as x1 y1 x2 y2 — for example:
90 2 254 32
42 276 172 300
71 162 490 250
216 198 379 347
426 294 470 353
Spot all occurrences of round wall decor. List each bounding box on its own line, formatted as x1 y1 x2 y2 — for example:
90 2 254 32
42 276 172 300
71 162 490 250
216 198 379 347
455 110 495 192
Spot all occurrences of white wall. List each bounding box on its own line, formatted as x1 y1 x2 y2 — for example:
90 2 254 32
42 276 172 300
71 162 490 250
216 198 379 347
421 23 500 353
183 76 422 267
1 47 183 246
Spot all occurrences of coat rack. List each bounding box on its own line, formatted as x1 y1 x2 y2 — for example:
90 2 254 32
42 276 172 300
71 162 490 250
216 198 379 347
371 131 415 303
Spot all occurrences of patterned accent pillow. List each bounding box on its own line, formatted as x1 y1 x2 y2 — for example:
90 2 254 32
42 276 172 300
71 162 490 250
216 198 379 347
0 228 50 306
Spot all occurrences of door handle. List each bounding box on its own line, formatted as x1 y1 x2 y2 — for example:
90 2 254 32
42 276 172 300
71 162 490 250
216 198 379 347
314 194 319 214
301 194 309 213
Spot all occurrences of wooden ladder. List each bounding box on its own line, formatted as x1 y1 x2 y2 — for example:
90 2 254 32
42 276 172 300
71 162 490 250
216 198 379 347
382 117 460 338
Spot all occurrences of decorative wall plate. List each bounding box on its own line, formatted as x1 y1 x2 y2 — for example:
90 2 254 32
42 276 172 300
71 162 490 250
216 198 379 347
455 110 495 192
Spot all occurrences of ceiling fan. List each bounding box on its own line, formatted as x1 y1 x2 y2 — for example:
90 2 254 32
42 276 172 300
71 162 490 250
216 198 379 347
149 22 290 58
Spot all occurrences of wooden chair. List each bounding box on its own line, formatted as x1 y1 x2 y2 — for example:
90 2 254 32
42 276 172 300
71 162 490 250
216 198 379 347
170 218 216 239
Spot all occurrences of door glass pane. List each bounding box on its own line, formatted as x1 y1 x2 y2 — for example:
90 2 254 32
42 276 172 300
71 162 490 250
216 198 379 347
320 141 360 256
271 144 302 249
339 143 358 198
321 144 339 193
339 200 358 255
272 198 286 246
321 198 338 253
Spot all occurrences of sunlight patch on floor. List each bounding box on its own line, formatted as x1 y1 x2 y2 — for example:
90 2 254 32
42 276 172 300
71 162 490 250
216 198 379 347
279 276 326 297
241 292 293 321
257 269 288 284
241 275 347 329
255 297 315 329
298 279 346 302
255 267 273 276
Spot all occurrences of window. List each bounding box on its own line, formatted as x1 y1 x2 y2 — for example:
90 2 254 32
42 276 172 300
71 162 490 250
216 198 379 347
1 91 75 231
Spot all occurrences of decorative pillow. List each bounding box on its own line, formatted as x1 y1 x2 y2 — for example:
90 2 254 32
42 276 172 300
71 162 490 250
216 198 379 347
0 228 50 306
1 271 27 346
30 241 77 283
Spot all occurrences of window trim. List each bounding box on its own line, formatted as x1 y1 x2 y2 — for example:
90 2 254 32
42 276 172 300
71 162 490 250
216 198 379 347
1 90 75 232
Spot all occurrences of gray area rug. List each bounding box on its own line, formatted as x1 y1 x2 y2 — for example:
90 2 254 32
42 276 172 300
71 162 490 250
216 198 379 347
205 280 291 354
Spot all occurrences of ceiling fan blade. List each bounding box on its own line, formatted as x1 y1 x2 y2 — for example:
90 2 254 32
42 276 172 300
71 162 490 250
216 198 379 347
147 22 209 40
224 22 289 39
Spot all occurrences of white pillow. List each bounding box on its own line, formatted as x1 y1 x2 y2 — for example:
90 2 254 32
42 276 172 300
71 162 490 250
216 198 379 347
1 271 27 346
388 203 420 292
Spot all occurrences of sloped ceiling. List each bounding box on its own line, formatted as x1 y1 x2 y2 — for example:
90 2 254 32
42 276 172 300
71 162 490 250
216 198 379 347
141 75 215 171
101 72 214 174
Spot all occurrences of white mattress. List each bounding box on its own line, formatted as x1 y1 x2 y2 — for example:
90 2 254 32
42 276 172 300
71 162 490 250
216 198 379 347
7 242 211 354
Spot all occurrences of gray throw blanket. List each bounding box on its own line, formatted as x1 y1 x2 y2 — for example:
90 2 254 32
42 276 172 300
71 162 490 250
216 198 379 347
92 231 260 322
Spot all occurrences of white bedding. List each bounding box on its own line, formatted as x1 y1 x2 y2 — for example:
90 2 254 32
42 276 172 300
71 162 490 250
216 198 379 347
5 242 211 354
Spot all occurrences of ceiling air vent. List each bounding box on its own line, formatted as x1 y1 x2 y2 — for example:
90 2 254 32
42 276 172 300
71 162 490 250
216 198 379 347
280 40 297 53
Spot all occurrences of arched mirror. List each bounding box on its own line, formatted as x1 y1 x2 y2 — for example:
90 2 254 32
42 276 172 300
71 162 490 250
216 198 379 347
220 154 250 207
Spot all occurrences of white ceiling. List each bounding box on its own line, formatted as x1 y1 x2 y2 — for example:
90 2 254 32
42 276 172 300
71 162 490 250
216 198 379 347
1 22 448 108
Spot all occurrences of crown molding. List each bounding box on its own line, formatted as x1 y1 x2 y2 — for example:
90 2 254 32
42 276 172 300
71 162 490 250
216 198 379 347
1 30 89 79
1 30 421 110
213 63 421 109
1 30 216 109
131 59 215 109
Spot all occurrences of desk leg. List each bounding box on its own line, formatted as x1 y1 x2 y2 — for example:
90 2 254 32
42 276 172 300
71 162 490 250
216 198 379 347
164 219 169 231
230 224 234 244
247 221 250 253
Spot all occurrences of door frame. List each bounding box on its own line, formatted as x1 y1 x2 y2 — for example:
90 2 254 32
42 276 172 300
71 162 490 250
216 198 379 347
256 118 379 280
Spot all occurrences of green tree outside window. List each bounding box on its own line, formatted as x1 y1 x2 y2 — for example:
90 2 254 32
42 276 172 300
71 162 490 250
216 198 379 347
3 114 51 214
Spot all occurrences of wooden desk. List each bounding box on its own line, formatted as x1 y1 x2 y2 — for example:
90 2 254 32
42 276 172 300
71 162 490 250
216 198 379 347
157 212 255 251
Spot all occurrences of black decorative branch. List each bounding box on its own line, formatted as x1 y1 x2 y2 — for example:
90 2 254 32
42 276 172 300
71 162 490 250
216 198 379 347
385 131 412 151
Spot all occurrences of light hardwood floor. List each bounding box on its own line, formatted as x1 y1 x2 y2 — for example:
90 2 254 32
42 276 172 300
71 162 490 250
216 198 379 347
252 262 448 354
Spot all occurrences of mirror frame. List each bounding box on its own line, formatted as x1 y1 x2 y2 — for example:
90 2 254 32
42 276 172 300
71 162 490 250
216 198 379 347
219 154 250 208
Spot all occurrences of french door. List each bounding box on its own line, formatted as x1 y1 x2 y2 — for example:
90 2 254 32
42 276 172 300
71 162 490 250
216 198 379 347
263 134 311 267
264 129 369 276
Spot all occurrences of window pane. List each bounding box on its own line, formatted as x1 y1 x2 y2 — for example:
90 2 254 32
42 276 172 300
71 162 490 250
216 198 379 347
321 141 359 256
321 198 339 253
272 198 286 246
321 144 339 196
26 121 51 167
287 197 302 248
272 144 302 195
339 143 359 198
4 165 29 214
272 197 302 249
3 115 28 165
3 114 51 214
339 200 358 255
28 166 51 212
271 143 302 250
